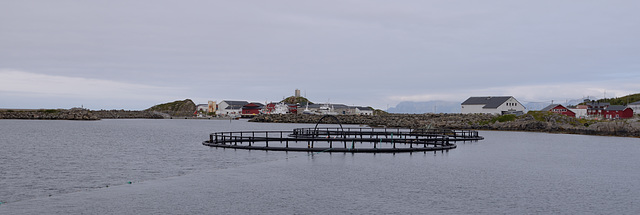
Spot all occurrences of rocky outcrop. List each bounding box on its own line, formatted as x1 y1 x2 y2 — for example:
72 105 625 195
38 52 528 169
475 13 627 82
145 99 196 117
0 109 99 120
250 113 640 138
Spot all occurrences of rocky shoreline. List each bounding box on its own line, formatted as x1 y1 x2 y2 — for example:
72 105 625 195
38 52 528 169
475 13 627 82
90 110 166 119
0 109 100 120
249 113 640 138
0 109 168 120
3 108 638 137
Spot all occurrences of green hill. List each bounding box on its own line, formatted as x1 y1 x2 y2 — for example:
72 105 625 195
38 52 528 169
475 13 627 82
145 99 196 117
281 96 313 105
589 93 640 105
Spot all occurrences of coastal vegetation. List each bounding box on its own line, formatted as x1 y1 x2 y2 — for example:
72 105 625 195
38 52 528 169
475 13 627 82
39 109 60 114
485 114 517 124
146 99 196 112
373 108 389 116
580 93 640 105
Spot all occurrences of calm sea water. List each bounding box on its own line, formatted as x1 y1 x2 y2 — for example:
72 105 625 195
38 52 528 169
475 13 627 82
0 119 639 214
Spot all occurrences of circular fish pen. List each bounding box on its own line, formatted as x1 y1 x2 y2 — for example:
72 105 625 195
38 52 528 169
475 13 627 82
202 115 483 153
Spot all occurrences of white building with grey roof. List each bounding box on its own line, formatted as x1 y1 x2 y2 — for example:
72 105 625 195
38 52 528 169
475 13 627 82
461 96 526 115
629 101 640 115
217 100 248 116
297 103 374 115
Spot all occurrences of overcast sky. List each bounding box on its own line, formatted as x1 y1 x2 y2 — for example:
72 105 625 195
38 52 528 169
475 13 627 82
2 1 639 110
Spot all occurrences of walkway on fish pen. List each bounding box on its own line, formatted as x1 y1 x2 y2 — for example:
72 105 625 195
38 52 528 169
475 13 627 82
202 127 483 153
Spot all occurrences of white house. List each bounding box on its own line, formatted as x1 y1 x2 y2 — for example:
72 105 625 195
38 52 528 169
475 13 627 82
629 101 640 114
217 100 248 116
297 103 374 115
354 106 374 115
569 108 588 119
461 96 526 115
196 104 208 112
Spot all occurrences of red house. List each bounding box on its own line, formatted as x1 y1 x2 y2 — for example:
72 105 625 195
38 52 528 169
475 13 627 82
586 101 610 119
241 103 264 116
541 104 576 117
602 105 634 119
287 104 298 114
264 103 277 113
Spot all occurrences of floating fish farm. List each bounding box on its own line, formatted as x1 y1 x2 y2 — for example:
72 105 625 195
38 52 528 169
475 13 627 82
203 116 483 153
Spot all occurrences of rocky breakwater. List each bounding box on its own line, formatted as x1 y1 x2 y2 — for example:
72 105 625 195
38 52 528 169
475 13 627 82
90 110 165 119
0 109 99 120
250 112 640 138
471 112 640 137
250 113 494 128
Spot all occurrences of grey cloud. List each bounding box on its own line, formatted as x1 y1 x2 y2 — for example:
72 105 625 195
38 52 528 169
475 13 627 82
1 1 639 109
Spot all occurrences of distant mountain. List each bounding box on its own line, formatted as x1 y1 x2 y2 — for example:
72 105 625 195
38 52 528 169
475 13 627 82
523 102 550 111
387 101 461 114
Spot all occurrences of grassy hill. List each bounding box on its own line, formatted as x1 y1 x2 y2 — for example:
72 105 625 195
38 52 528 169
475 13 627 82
281 96 313 105
587 93 640 105
145 99 196 117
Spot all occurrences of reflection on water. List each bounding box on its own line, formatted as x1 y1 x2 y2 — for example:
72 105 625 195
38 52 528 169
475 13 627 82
1 120 639 214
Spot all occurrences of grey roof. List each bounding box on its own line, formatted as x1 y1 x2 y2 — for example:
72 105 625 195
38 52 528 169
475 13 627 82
461 96 513 109
541 104 562 112
354 106 372 110
606 105 629 111
225 105 244 110
332 104 350 109
586 102 610 106
630 101 640 105
305 103 349 109
244 102 264 107
306 104 322 108
541 104 575 113
221 100 248 106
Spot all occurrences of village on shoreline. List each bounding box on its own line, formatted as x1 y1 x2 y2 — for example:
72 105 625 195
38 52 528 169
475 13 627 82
2 91 639 138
